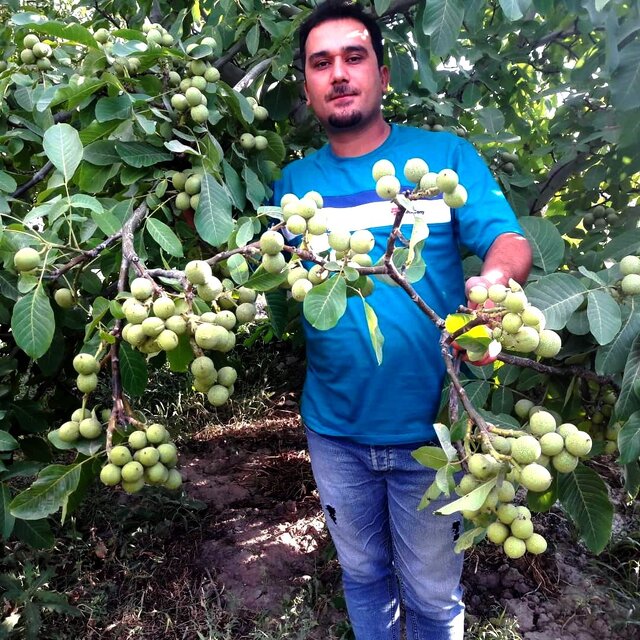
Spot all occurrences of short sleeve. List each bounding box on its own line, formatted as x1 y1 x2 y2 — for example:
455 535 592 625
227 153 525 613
453 139 524 259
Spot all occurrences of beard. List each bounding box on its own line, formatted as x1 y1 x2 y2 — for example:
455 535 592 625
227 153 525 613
327 109 362 129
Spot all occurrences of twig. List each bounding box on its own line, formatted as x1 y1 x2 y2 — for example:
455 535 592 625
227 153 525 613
233 58 274 92
46 231 123 280
11 162 54 199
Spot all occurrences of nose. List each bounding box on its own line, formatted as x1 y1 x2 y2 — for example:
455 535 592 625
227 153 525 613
331 57 349 83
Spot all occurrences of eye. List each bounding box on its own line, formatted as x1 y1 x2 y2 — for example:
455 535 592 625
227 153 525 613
313 60 329 69
347 55 363 64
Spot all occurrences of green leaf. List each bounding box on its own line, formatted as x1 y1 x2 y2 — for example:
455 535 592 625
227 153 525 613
1 484 15 538
558 463 613 554
499 0 532 21
454 527 484 553
70 194 103 214
119 343 148 397
83 140 120 165
362 299 384 365
525 273 587 330
194 173 234 247
595 298 640 374
0 431 19 451
476 107 505 136
11 289 55 359
245 266 288 292
242 165 266 210
91 210 122 236
51 78 107 109
166 334 194 373
407 216 430 266
42 123 83 183
0 170 17 193
264 289 288 339
9 464 82 520
618 411 640 465
519 216 565 274
587 290 622 345
435 478 497 515
615 336 640 420
389 47 414 92
433 423 460 462
12 518 53 549
303 276 347 331
246 24 260 55
412 446 449 470
374 0 392 15
28 20 99 49
611 39 640 111
95 95 133 122
227 254 249 284
421 0 465 57
114 142 172 168
146 219 183 257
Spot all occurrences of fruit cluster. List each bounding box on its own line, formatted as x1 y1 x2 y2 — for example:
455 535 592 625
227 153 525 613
490 150 518 176
72 352 101 394
467 280 562 360
19 33 54 70
171 171 203 211
582 203 620 231
618 254 640 296
100 423 183 494
143 22 175 48
458 407 592 558
371 158 469 208
57 406 106 443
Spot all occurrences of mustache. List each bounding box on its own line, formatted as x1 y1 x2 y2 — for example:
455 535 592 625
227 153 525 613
326 86 360 101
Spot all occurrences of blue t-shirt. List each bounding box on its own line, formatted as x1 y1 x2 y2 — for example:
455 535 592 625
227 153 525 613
272 124 523 445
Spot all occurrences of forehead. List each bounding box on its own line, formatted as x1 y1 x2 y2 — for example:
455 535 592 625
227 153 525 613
305 18 373 55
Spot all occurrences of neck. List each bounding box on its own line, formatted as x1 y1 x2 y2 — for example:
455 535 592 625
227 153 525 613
327 118 391 157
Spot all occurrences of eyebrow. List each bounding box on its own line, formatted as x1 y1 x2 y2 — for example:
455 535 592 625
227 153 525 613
307 45 369 64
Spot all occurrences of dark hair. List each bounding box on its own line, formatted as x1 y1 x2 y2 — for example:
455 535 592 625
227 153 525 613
299 0 384 70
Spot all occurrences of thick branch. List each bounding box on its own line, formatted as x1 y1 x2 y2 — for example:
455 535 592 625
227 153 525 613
11 162 54 199
47 231 123 280
233 58 274 92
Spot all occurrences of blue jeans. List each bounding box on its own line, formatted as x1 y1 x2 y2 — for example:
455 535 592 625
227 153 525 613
305 426 464 640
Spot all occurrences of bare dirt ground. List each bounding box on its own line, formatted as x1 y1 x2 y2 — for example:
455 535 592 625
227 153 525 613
179 408 637 639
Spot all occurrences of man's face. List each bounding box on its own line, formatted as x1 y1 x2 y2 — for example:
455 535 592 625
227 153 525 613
303 18 389 133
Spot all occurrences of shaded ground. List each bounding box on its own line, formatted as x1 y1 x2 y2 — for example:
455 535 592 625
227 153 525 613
176 409 637 639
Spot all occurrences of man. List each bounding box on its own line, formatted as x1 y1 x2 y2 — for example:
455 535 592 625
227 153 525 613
271 1 533 638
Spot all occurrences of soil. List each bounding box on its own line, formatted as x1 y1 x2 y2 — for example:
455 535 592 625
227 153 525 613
179 405 636 639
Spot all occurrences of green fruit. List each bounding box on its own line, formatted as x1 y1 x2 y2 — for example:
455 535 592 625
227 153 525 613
557 423 578 438
519 463 552 492
456 474 479 495
535 329 562 358
71 408 90 422
510 516 534 540
189 59 207 76
216 310 236 330
141 316 165 338
620 255 640 276
79 417 102 439
514 399 534 420
204 66 220 82
100 464 122 486
183 175 201 196
237 287 257 303
161 33 174 46
32 42 52 58
146 28 163 44
109 445 132 466
123 300 149 325
171 93 189 111
20 49 36 64
510 435 541 465
253 105 269 121
185 87 203 107
240 133 255 149
403 158 429 183
621 273 640 296
539 432 564 456
58 421 80 442
286 215 307 235
349 229 375 254
254 135 268 151
502 312 523 334
375 175 401 200
419 172 438 190
207 384 229 406
552 450 578 473
443 184 467 208
261 253 286 274
73 353 99 375
122 478 145 494
152 296 175 319
468 453 499 480
157 329 179 351
193 323 226 349
121 460 144 482
307 213 328 235
236 302 256 324
435 169 459 194
217 366 237 387
157 443 178 467
23 34 40 48
145 462 170 484
529 410 556 436
468 285 488 304
372 159 395 181
191 356 216 379
525 533 547 555
503 536 526 559
77 373 98 394
130 277 154 300
185 259 211 284
503 291 527 313
168 71 181 87
486 522 509 545
197 276 223 301
190 104 209 124
137 446 160 467
488 284 508 303
511 326 540 353
308 264 328 285
129 431 148 450
37 58 52 70
164 468 183 490
260 230 285 256
54 288 75 309
564 431 592 457
328 229 352 252
497 480 516 503
516 506 531 520
292 278 313 301
174 191 191 210
14 247 40 271
496 503 518 525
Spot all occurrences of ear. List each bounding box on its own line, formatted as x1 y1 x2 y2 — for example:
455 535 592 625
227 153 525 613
380 65 390 93
303 80 311 105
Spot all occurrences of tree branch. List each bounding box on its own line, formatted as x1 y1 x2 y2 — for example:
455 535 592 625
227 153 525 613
11 162 54 199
